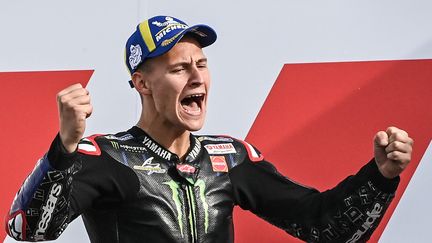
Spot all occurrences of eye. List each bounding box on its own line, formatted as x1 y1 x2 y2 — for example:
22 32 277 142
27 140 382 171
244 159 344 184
197 61 207 69
170 67 185 73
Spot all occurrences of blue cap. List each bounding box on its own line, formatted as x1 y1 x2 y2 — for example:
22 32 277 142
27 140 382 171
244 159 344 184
125 15 217 80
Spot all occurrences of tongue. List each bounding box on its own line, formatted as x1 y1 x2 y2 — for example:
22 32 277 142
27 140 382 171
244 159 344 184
182 100 200 113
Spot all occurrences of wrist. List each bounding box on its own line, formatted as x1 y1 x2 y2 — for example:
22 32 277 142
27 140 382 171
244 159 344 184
59 133 79 153
376 161 399 179
47 133 79 170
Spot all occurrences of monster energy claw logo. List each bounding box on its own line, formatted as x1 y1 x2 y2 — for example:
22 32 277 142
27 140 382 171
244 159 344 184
164 179 209 237
111 141 119 149
164 181 184 237
195 179 209 232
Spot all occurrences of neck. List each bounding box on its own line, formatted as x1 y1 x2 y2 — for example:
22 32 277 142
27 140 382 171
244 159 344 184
137 112 191 161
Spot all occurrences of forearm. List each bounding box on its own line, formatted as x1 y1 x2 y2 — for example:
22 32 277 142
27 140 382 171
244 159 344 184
6 135 77 241
230 159 399 242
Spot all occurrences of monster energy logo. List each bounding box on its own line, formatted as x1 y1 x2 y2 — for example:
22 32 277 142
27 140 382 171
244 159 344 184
163 181 184 237
111 141 120 149
163 179 209 238
195 179 209 232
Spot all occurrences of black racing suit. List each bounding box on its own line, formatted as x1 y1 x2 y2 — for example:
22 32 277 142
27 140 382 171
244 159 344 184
6 126 399 242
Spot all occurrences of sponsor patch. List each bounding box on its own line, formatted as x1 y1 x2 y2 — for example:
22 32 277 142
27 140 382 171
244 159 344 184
110 141 147 153
190 28 207 37
151 16 188 43
204 143 236 155
133 157 167 175
104 134 134 141
176 164 196 174
198 136 233 142
152 16 180 27
161 31 184 47
210 156 228 172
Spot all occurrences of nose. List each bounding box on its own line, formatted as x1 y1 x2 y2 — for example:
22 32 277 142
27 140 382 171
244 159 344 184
189 65 204 87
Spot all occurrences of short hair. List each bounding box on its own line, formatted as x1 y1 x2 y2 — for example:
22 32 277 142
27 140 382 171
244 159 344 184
136 58 154 74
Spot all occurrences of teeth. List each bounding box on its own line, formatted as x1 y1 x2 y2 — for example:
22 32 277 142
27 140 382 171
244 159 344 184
186 94 204 98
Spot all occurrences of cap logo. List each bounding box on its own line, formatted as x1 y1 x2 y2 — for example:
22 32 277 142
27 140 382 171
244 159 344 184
151 16 179 27
152 17 188 43
161 31 184 47
129 44 142 70
189 28 208 38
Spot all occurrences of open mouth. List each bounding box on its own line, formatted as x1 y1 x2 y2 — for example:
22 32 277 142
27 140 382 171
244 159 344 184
180 93 205 115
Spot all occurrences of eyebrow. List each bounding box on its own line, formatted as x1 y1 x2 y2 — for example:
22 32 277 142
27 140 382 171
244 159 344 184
196 58 208 64
168 58 208 68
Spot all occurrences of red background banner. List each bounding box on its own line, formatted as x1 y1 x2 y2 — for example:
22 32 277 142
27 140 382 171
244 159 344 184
236 59 432 242
1 60 431 242
0 70 93 240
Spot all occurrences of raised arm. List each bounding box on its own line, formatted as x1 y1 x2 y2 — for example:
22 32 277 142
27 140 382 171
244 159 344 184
6 84 92 241
229 127 412 242
57 83 93 153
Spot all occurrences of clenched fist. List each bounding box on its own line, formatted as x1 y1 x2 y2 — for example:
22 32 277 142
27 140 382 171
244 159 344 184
374 127 413 179
57 83 93 153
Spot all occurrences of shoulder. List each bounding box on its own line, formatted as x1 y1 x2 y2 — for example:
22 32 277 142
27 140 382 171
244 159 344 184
197 135 264 163
77 130 135 156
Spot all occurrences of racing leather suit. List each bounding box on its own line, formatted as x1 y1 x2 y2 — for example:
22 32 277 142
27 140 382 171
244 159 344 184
6 126 399 242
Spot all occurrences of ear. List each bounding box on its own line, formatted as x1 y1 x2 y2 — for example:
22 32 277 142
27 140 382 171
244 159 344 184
131 71 152 95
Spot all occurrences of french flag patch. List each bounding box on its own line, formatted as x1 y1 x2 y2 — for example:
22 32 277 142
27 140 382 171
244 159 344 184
238 140 264 162
78 134 102 156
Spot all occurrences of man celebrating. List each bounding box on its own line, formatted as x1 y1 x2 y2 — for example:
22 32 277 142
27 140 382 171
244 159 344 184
6 16 413 243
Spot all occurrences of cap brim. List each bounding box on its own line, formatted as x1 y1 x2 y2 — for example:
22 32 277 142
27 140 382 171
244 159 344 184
148 24 217 58
184 24 217 48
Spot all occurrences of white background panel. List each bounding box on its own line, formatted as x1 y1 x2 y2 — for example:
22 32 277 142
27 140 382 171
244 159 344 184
380 142 432 243
2 0 432 242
